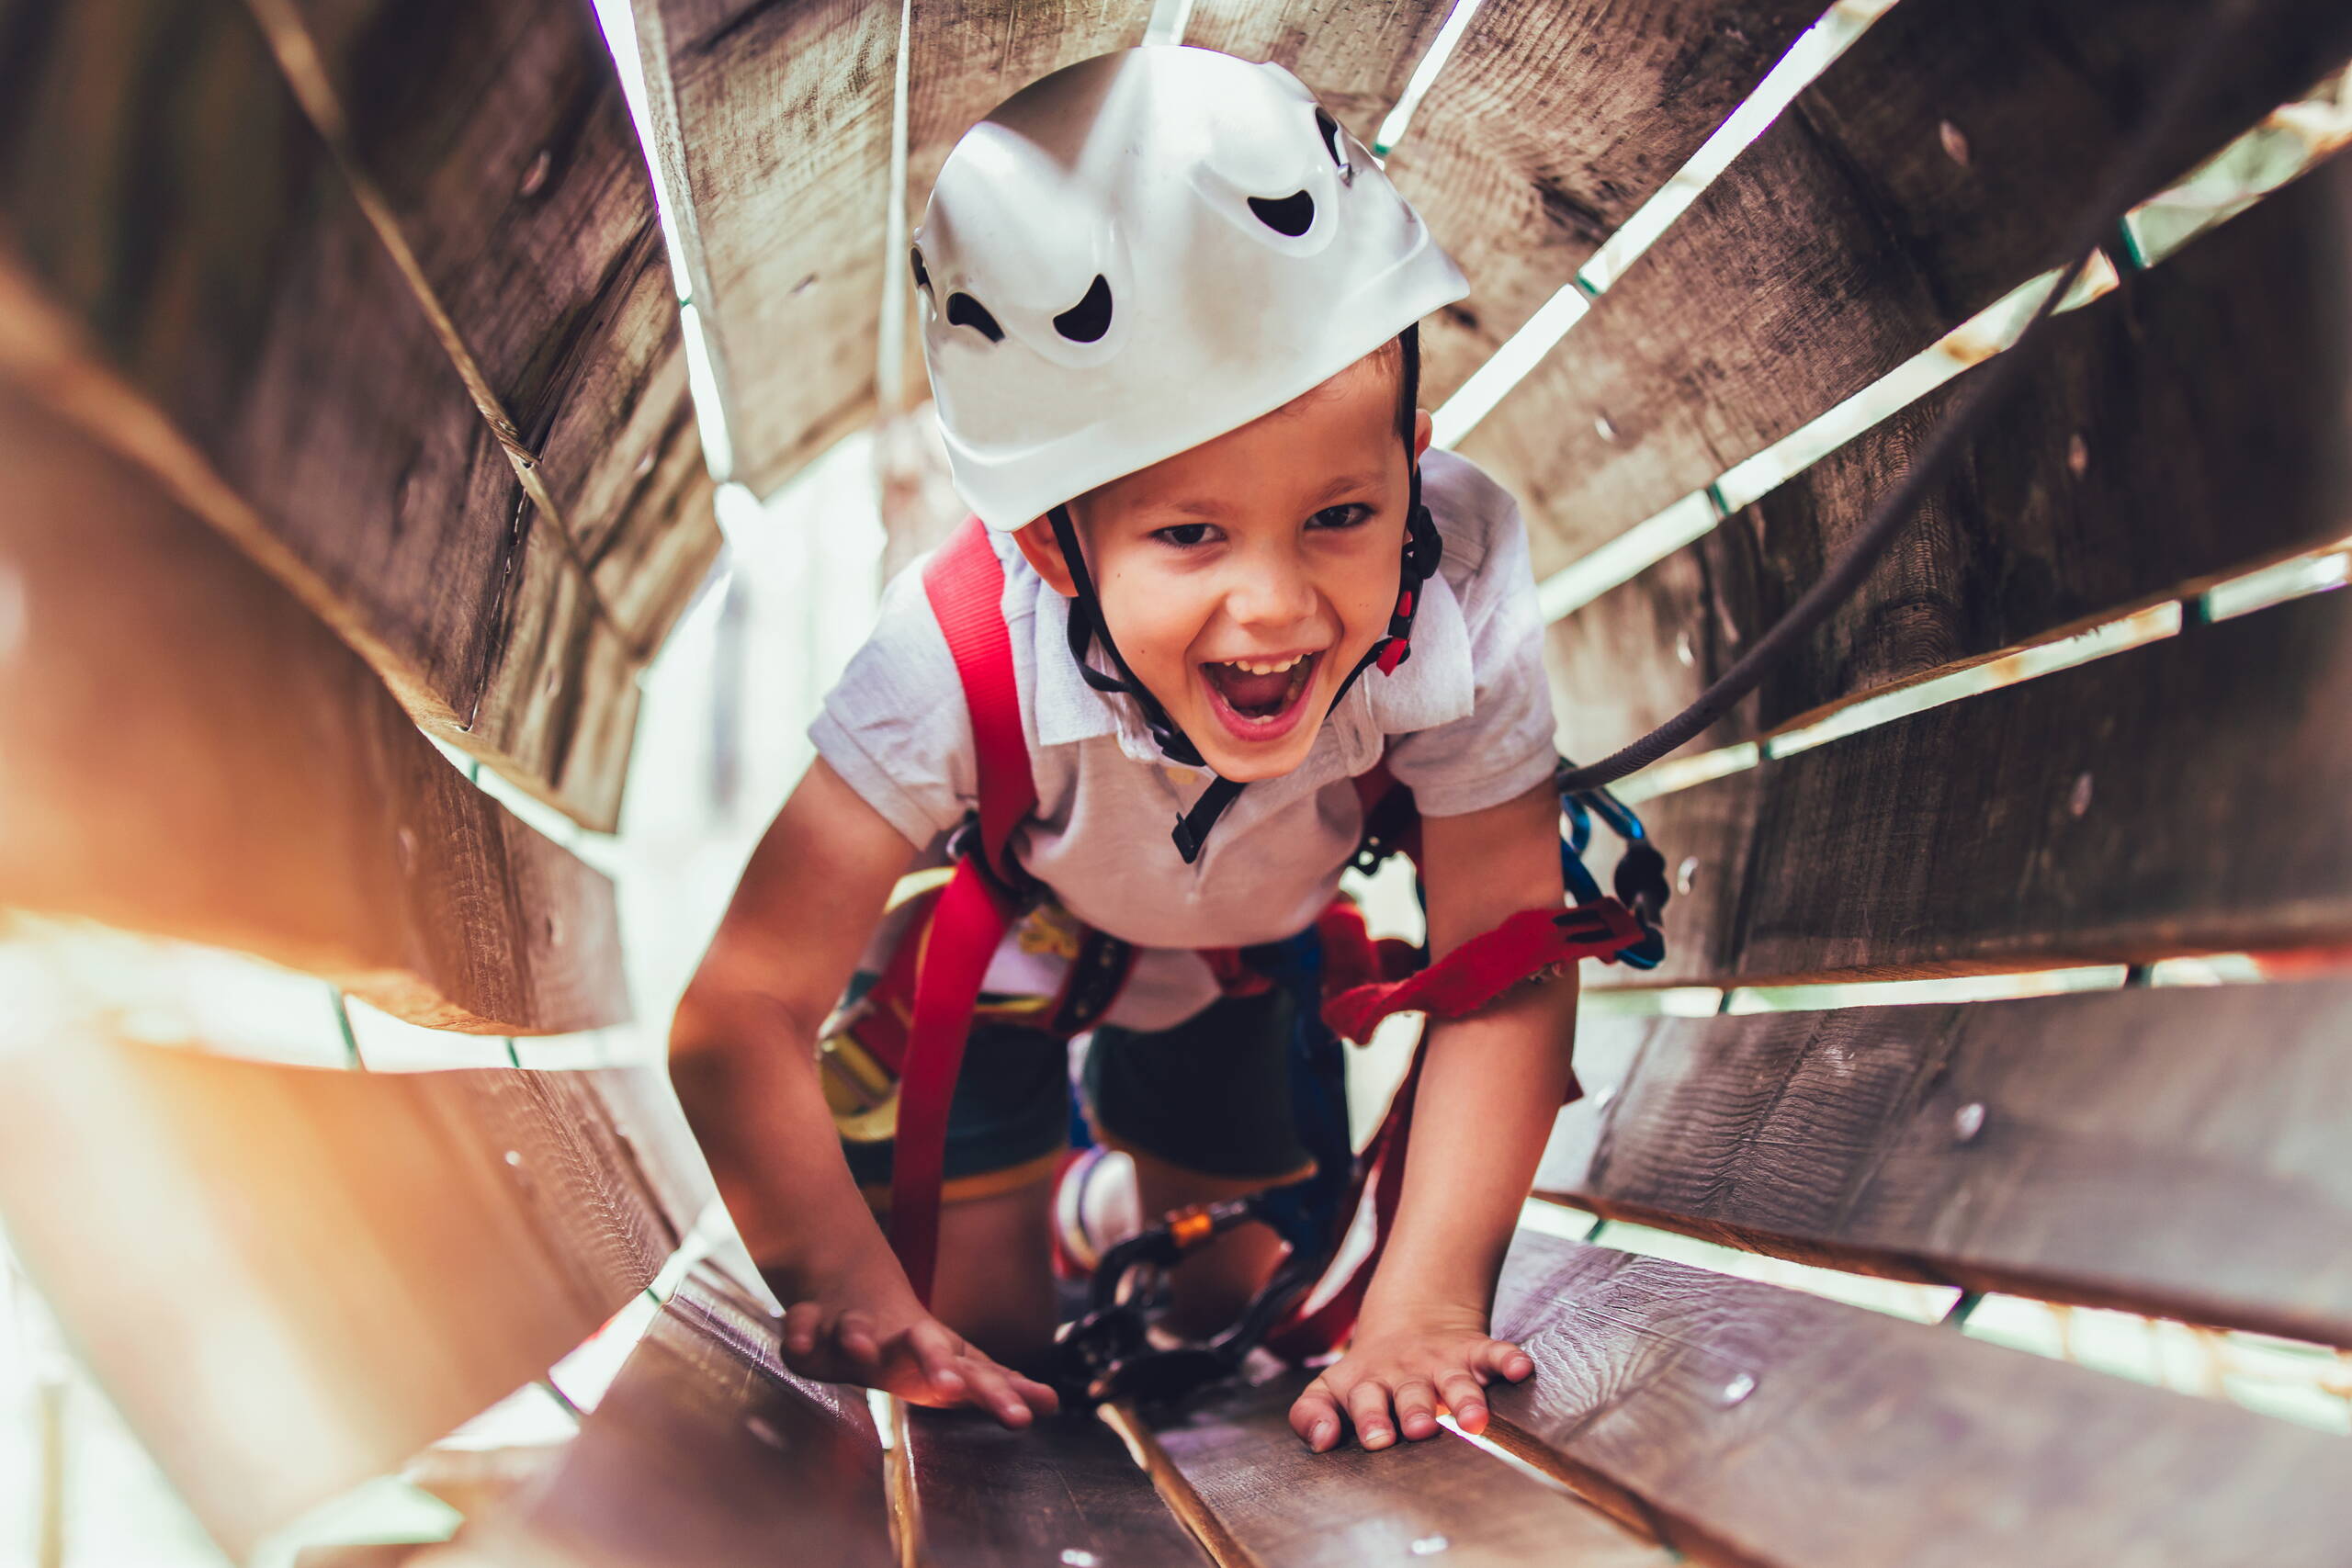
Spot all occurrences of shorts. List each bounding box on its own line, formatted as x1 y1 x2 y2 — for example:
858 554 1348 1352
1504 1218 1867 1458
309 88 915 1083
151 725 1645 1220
840 984 1318 1207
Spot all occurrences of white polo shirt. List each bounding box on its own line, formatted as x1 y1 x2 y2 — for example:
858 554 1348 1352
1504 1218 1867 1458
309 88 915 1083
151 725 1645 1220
808 448 1557 1030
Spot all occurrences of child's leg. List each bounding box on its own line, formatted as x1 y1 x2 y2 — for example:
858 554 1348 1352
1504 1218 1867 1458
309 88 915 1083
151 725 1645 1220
930 1170 1059 1371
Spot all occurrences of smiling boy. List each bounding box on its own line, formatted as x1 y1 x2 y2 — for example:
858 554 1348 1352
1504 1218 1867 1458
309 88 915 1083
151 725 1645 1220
669 46 1578 1454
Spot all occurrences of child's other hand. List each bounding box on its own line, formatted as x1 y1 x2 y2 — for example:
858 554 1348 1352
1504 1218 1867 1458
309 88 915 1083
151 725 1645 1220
1285 1303 1533 1452
774 1257 1060 1428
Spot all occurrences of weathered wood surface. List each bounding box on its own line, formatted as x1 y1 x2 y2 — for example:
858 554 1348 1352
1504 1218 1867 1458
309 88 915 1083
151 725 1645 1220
1489 1229 2352 1567
0 1043 673 1556
0 0 715 830
1385 0 1820 402
900 1404 1207 1568
1549 152 2352 762
0 386 626 1033
1460 0 2352 576
630 0 899 496
461 1281 897 1568
1539 982 2352 1344
1184 0 1453 142
1622 592 2352 987
1148 1371 1675 1568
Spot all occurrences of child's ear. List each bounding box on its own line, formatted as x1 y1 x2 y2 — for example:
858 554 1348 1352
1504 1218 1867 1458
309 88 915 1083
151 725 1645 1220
1012 516 1080 597
1413 407 1433 461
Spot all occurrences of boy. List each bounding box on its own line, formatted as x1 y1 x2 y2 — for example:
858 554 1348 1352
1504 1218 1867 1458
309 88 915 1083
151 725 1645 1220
669 46 1577 1454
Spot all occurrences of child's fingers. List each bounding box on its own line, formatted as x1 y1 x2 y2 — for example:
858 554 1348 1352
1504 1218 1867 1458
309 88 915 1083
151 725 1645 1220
904 1319 967 1397
999 1367 1061 1417
833 1309 882 1367
956 1358 1036 1428
1439 1370 1488 1434
1477 1337 1535 1382
1289 1380 1343 1452
1390 1379 1441 1441
1346 1379 1397 1450
780 1302 825 1362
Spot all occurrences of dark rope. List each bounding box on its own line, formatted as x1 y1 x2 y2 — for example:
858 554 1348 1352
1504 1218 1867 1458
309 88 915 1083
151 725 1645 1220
1556 0 2267 793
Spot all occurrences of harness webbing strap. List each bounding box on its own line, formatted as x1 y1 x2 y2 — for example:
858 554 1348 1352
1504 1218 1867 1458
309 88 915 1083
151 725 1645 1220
1265 898 1644 1357
892 520 1038 1306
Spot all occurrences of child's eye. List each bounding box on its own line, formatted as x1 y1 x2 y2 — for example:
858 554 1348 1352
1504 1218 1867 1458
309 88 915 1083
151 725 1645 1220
1307 503 1372 531
1154 522 1218 548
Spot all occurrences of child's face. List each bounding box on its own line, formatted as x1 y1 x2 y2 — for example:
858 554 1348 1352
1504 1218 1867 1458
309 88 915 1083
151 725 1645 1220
1020 351 1431 783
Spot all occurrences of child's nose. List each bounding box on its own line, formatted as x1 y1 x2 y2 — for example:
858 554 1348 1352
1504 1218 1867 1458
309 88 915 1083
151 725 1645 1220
1224 544 1319 628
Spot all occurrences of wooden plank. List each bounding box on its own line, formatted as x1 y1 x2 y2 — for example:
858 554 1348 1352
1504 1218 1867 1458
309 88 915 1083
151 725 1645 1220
0 1043 673 1556
1383 0 1820 402
0 0 697 829
0 384 627 1032
1488 1228 2352 1567
1148 1371 1675 1568
1459 0 2352 576
1622 591 2352 987
1538 981 2352 1345
630 0 899 497
460 1281 898 1568
900 1404 1209 1568
1548 152 2352 762
1184 0 1453 142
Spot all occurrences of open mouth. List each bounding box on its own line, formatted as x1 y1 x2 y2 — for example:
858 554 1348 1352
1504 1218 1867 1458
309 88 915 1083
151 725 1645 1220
1198 650 1322 742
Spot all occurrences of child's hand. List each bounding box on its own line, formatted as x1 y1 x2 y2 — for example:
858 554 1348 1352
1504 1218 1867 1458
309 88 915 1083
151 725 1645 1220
774 1253 1061 1428
1285 1302 1533 1452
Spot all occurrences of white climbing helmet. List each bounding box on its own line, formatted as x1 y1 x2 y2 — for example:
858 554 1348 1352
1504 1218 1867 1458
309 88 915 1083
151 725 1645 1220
911 45 1469 533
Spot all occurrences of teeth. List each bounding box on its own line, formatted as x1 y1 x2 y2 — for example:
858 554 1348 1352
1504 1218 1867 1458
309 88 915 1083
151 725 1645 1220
1227 654 1306 676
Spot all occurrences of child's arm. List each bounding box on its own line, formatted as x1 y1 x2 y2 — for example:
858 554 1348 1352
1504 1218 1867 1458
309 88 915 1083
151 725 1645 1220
1287 777 1572 1451
670 758 1057 1427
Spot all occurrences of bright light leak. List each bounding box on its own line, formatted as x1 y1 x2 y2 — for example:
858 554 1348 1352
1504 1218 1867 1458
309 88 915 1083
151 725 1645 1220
1533 488 1717 622
1372 0 1488 155
680 300 735 483
1430 284 1587 449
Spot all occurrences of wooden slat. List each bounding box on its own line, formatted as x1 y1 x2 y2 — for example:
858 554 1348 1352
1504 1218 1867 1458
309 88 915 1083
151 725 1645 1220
1184 0 1453 141
1148 1371 1676 1568
630 0 899 497
900 1405 1208 1568
460 1281 898 1568
1622 591 2352 987
0 384 626 1033
1460 0 2352 576
1384 0 1820 402
1548 152 2352 762
0 1043 674 1556
1538 981 2352 1344
1489 1228 2352 1567
0 0 716 829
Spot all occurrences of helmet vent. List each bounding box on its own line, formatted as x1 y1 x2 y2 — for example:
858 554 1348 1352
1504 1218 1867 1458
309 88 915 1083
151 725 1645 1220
1052 276 1114 343
909 247 933 297
1248 190 1316 237
1316 107 1346 167
945 292 1004 342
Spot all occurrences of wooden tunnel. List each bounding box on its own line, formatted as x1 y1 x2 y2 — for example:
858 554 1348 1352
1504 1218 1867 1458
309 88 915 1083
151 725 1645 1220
2 0 2350 1562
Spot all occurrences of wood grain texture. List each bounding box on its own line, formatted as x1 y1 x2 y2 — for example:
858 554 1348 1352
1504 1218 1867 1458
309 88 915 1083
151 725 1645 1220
1460 0 2352 577
1489 1229 2352 1567
632 0 899 497
0 0 716 829
1622 592 2352 987
1539 982 2352 1344
0 1044 672 1555
0 385 627 1032
901 1404 1208 1568
1548 152 2352 762
1385 0 1819 401
1184 0 1453 141
461 1280 897 1568
1148 1371 1675 1568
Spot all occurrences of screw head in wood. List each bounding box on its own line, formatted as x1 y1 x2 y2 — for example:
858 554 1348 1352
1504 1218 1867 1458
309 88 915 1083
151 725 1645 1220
1677 855 1700 895
1594 413 1619 443
1718 1371 1757 1406
397 826 419 873
1061 1552 1102 1567
518 148 552 199
1939 119 1971 166
1953 1101 1986 1143
2067 433 2090 477
2069 772 2094 818
1675 630 1696 667
1410 1536 1451 1555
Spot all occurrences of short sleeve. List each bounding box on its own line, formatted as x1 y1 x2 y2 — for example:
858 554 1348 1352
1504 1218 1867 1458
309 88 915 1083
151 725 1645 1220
808 559 978 847
1382 457 1558 818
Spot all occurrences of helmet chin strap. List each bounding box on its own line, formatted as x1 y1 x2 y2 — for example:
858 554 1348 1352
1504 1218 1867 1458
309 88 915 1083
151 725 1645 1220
1049 457 1442 865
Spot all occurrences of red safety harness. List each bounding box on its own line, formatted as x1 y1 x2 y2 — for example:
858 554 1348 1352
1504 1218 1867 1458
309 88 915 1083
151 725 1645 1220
885 517 1641 1350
